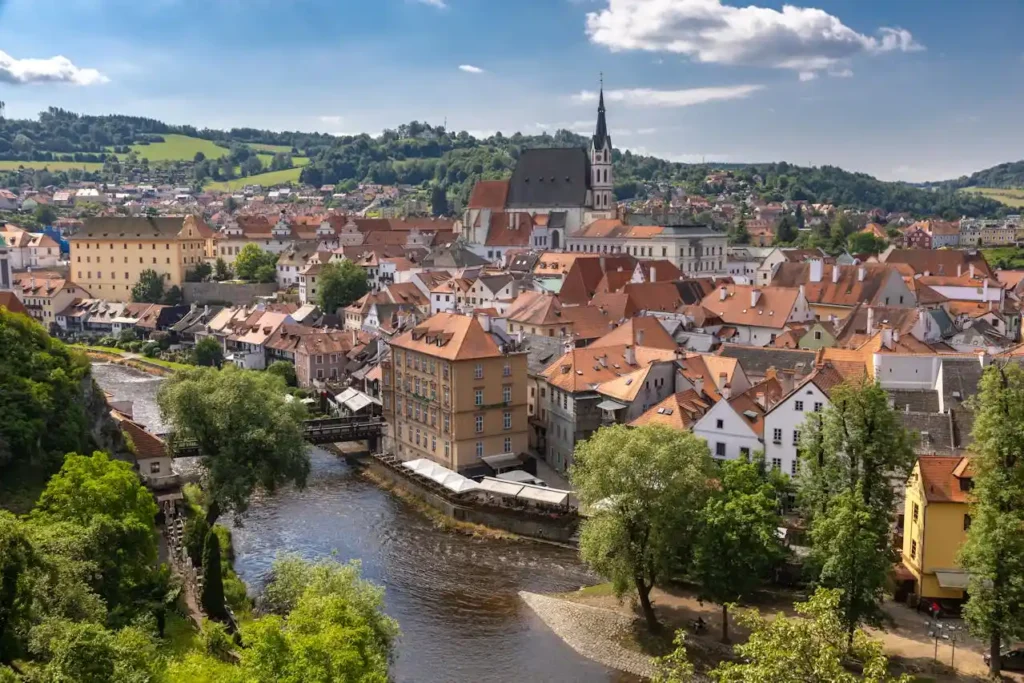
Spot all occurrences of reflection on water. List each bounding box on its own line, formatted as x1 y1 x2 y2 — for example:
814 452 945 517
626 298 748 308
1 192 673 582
93 362 633 683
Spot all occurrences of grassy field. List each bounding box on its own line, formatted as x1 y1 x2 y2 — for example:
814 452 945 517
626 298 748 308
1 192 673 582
961 186 1024 208
246 142 296 154
128 134 230 161
981 247 1024 269
205 166 303 191
0 159 105 171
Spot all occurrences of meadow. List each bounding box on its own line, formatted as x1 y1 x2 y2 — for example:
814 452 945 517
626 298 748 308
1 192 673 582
961 186 1024 208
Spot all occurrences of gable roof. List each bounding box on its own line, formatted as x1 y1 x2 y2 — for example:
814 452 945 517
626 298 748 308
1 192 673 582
72 216 197 241
880 248 992 278
468 180 510 210
917 456 972 503
590 317 677 350
629 390 712 430
771 263 907 308
506 147 590 208
0 291 28 315
391 312 503 361
700 284 800 329
542 344 676 393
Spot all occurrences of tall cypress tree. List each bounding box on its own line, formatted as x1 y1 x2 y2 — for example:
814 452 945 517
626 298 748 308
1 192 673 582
201 532 227 620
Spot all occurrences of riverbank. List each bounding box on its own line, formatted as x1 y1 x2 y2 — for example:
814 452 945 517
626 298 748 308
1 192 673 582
73 345 188 375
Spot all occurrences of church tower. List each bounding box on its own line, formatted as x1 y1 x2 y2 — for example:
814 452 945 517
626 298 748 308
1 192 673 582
590 80 613 212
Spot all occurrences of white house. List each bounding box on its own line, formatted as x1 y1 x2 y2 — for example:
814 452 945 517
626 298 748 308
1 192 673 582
763 364 846 476
692 396 763 462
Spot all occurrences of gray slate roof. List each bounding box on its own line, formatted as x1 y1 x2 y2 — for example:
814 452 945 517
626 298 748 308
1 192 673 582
717 345 816 379
523 334 566 376
506 148 590 209
886 389 940 414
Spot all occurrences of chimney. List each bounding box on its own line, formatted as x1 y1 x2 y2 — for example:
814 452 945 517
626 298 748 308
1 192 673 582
832 265 840 283
624 345 637 366
755 391 766 408
809 259 823 282
867 308 875 335
893 328 900 344
751 288 762 307
957 264 962 277
693 376 705 396
719 285 728 301
857 266 865 282
722 382 731 400
969 263 975 279
649 265 656 282
637 329 645 346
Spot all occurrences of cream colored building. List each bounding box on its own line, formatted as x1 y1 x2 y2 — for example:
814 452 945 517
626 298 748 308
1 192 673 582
12 271 91 329
69 216 209 302
382 312 528 475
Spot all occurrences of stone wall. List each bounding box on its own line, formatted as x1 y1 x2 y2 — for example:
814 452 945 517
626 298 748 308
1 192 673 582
364 457 578 543
182 282 278 305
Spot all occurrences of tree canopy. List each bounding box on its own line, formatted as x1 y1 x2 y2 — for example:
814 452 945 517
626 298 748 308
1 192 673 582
233 244 278 283
130 269 165 304
192 337 224 368
571 424 713 630
157 366 310 524
317 260 369 315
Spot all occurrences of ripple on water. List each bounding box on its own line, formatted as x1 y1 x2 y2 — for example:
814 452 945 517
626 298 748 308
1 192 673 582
92 362 631 683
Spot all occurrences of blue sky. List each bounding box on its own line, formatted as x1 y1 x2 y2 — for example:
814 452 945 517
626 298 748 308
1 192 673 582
0 0 1021 182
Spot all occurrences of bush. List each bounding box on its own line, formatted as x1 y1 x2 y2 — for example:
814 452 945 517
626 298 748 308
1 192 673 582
126 340 144 353
200 619 233 661
142 342 160 358
151 331 172 350
182 515 209 568
98 335 117 347
118 328 137 345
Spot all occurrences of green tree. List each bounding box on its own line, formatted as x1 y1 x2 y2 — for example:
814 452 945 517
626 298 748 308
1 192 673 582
27 620 158 683
774 215 797 244
430 185 448 216
186 261 213 282
213 257 231 281
201 532 227 620
233 244 276 282
253 263 276 283
317 260 369 314
729 216 751 245
162 285 183 305
795 203 805 231
0 512 36 664
266 360 297 388
192 337 224 368
33 204 57 226
571 424 713 631
798 382 914 641
194 151 206 163
655 589 911 683
958 364 1024 676
158 366 309 524
130 269 164 304
242 156 263 176
692 460 784 642
847 232 886 255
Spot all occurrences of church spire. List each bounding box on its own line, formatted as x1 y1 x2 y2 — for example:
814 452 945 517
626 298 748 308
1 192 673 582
593 72 610 149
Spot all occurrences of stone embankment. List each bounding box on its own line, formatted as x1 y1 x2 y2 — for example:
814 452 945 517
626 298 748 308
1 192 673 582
519 590 657 679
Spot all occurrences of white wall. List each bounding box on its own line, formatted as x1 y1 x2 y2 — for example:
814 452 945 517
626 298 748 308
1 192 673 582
873 354 941 390
763 382 830 477
693 400 762 462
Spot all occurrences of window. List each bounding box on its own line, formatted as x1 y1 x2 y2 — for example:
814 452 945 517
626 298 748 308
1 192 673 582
475 441 483 457
443 414 450 433
912 503 919 523
771 457 782 470
814 330 822 340
740 447 750 459
431 435 436 452
503 411 511 430
530 387 535 398
716 419 724 429
503 362 511 377
475 389 483 406
474 363 483 379
149 462 161 474
793 429 801 446
813 402 823 412
443 363 449 380
444 441 450 459
715 442 726 457
795 400 804 411
475 415 484 433
415 428 421 446
443 386 450 407
502 385 512 403
910 540 917 560
772 428 783 444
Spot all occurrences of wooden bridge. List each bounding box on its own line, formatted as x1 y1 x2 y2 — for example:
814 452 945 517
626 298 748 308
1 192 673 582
169 416 384 457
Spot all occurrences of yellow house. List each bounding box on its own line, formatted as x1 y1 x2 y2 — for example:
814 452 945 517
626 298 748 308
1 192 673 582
69 216 210 302
902 456 973 600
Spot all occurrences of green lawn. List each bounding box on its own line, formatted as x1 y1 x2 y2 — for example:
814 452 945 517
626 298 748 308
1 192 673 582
127 134 231 162
71 344 193 372
961 186 1024 208
0 160 105 171
981 247 1024 269
205 166 304 191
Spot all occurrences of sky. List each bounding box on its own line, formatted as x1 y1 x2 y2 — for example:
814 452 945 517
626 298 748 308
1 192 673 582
0 0 1021 182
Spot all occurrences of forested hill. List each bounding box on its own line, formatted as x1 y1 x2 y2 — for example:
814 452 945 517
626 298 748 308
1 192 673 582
928 160 1024 190
0 108 1006 218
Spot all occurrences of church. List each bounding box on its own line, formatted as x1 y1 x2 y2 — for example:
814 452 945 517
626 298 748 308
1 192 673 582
461 86 618 260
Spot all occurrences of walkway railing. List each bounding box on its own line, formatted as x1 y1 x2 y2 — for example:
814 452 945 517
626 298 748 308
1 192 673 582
169 416 385 456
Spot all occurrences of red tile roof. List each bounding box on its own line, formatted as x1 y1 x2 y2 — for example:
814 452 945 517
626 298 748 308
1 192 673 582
468 180 510 210
917 456 972 504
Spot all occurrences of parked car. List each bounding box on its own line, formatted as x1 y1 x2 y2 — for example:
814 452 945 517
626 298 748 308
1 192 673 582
923 599 963 619
984 647 1024 672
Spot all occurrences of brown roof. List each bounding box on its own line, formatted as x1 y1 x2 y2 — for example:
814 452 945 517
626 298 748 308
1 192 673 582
881 248 992 278
559 258 609 305
771 263 903 308
590 317 677 350
636 260 682 282
542 344 676 393
619 282 686 313
467 180 510 210
0 291 28 315
113 414 168 461
629 390 712 429
297 328 369 356
506 291 563 325
917 456 971 504
560 305 614 341
591 291 637 319
391 312 503 361
700 284 800 329
12 273 72 298
483 212 534 248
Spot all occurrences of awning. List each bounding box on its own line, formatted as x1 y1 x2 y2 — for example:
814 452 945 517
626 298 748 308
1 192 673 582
481 452 523 470
597 399 628 411
475 477 524 497
335 387 380 413
497 470 543 484
516 484 569 506
935 570 969 589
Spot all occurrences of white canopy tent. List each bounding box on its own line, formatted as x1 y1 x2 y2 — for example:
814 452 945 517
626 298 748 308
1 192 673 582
401 459 478 494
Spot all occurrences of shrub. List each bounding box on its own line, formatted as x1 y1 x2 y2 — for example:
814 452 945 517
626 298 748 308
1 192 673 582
142 342 160 358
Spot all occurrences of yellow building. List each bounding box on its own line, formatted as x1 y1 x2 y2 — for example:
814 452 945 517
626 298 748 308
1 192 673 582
12 271 91 329
901 456 973 600
382 312 528 475
69 216 210 302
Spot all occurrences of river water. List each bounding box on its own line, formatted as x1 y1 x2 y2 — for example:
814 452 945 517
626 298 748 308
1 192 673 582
92 363 633 683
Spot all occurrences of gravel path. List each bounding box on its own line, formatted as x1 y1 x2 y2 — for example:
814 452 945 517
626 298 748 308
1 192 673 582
519 591 657 679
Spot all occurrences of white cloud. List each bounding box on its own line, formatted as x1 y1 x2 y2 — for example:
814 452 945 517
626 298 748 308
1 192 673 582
0 50 108 86
412 0 447 7
318 115 343 125
798 71 817 82
828 68 854 78
637 127 658 134
458 64 484 74
573 84 763 108
584 0 923 75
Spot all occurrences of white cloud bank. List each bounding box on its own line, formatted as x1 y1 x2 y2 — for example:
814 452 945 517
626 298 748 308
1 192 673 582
458 64 485 74
574 84 763 107
412 0 447 8
585 0 922 75
0 50 108 86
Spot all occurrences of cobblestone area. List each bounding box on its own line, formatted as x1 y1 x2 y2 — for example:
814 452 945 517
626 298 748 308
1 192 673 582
519 591 657 679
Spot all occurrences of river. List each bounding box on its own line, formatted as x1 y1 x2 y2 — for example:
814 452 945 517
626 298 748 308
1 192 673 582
92 362 634 683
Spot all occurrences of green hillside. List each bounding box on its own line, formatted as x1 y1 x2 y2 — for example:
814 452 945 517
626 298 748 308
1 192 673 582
0 160 105 172
962 187 1024 208
247 142 296 154
127 134 230 161
205 166 303 191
